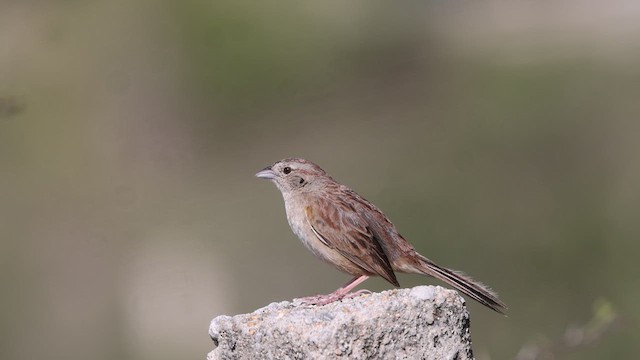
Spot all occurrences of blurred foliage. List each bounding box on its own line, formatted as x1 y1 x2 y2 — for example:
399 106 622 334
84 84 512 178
516 299 625 360
1 1 639 360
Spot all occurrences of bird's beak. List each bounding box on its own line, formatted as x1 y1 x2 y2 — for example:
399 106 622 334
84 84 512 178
255 166 277 180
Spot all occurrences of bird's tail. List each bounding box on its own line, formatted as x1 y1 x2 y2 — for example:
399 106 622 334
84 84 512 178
397 253 507 314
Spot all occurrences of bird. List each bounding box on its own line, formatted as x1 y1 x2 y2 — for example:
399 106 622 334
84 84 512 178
255 158 506 313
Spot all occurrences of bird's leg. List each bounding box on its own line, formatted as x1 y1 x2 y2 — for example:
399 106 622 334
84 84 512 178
297 275 370 305
333 274 371 298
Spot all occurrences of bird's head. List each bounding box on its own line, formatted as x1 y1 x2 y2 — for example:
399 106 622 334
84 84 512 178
255 158 328 194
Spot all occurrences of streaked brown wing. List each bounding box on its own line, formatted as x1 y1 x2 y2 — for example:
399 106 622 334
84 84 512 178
304 199 399 286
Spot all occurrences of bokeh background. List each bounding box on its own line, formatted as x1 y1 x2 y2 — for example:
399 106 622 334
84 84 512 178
2 1 639 359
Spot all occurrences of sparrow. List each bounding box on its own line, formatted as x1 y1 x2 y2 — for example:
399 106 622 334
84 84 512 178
256 158 506 313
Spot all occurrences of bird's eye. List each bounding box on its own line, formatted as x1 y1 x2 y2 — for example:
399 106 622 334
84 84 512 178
283 166 292 174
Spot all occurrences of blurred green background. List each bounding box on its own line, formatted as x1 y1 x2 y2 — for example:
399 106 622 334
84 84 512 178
1 1 639 359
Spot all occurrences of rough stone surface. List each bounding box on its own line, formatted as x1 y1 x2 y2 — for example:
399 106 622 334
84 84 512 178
207 285 474 360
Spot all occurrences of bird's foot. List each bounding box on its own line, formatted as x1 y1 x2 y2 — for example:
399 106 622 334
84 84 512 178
296 289 371 306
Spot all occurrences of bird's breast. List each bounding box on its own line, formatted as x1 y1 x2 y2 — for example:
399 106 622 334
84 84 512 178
282 194 365 276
